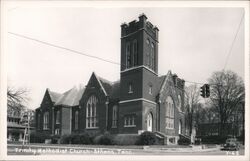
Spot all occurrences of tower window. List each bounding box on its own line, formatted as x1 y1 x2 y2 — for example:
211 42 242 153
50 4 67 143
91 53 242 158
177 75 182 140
149 85 153 95
133 40 138 66
126 42 131 68
146 39 150 67
151 43 155 70
128 83 133 93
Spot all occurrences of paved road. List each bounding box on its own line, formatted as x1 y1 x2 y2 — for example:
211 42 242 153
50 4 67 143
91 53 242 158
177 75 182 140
7 143 244 156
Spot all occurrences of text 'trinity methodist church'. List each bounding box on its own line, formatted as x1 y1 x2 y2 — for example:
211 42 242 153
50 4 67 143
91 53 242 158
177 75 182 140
35 14 186 144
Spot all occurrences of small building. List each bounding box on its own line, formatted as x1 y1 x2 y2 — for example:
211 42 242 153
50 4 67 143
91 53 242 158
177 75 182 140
7 109 34 142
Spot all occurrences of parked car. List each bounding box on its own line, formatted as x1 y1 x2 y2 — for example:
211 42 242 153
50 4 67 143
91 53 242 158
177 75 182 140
223 138 239 151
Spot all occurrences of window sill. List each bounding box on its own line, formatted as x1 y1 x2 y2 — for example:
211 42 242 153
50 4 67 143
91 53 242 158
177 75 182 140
43 129 50 130
165 128 174 130
124 125 136 128
128 91 133 94
111 126 117 128
86 127 99 129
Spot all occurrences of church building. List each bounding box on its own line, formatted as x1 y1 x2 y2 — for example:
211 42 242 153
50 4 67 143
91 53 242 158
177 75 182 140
35 14 186 144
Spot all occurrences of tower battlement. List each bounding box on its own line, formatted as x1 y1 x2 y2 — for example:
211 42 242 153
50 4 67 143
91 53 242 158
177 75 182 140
121 14 159 41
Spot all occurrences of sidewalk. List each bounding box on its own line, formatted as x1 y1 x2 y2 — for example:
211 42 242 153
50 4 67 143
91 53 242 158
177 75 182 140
145 145 221 153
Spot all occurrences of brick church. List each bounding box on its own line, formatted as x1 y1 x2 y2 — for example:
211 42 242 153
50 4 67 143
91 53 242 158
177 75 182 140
35 14 186 144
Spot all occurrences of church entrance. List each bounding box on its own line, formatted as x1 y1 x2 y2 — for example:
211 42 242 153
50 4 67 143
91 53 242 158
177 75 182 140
179 120 182 134
147 113 153 132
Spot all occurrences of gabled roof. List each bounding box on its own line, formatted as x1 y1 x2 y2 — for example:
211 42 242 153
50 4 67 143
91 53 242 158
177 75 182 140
98 76 113 96
55 84 85 107
93 72 120 99
157 75 167 93
47 89 62 103
110 80 120 99
158 70 172 95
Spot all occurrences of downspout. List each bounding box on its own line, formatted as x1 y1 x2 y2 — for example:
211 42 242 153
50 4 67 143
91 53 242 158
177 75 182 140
105 96 109 131
69 107 72 134
51 107 54 135
158 100 161 132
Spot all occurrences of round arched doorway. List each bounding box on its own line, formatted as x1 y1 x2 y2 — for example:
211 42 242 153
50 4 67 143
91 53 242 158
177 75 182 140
147 112 153 132
178 120 182 134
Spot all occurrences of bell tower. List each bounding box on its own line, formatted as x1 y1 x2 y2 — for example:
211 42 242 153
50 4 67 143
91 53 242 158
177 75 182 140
119 14 159 133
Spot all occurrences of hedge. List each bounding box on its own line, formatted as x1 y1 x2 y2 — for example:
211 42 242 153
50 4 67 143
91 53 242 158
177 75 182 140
93 132 114 145
136 131 158 145
30 132 51 143
113 134 139 145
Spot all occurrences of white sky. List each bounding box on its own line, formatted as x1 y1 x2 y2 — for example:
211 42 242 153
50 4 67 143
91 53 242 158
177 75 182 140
4 3 245 110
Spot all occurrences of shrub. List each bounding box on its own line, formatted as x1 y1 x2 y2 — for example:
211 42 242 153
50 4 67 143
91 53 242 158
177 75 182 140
79 132 93 144
136 131 158 145
51 135 60 144
60 131 99 145
60 134 72 144
94 132 114 145
30 132 51 143
71 134 81 144
113 134 139 145
178 137 191 145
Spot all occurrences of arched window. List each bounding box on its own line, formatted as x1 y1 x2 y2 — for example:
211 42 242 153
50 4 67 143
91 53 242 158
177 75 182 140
112 105 118 127
86 95 98 128
151 43 155 70
126 42 131 68
56 110 60 124
43 112 49 130
128 82 133 93
179 120 182 134
146 39 150 67
165 96 174 129
75 111 79 130
146 112 153 132
133 40 138 66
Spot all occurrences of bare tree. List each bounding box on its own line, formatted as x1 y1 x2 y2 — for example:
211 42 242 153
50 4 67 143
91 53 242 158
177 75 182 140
7 86 30 114
208 70 245 136
184 84 201 136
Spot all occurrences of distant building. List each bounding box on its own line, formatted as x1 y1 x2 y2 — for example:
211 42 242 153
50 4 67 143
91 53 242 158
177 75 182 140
35 14 187 144
7 109 34 142
196 105 244 138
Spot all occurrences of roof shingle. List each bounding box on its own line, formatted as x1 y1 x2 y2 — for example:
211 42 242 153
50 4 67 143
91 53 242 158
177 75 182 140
55 84 85 107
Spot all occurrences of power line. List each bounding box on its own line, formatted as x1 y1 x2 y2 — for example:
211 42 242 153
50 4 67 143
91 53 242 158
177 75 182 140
223 11 244 70
8 31 207 86
8 32 228 87
8 32 122 66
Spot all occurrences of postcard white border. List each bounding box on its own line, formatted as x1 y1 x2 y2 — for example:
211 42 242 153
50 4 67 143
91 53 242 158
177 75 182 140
1 1 249 161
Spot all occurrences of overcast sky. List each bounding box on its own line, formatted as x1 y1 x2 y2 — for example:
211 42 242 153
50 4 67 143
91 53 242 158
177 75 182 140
5 4 245 110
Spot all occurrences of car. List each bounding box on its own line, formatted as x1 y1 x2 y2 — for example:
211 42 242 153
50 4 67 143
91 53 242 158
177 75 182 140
223 138 240 151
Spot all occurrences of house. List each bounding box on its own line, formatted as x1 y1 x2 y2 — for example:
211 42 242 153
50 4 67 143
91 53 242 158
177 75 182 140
35 14 187 144
7 108 35 142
